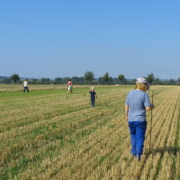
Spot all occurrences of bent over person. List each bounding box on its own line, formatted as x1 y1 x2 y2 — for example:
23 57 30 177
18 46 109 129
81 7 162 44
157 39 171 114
23 79 29 93
125 77 154 161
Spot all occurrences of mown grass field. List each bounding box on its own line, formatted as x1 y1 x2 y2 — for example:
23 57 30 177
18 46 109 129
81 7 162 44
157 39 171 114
0 85 180 180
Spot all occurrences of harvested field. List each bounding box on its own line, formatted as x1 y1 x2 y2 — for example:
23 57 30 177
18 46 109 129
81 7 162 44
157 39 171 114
0 86 180 179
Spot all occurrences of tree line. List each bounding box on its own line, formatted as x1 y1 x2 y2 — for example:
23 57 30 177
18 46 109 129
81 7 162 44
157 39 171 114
0 72 180 85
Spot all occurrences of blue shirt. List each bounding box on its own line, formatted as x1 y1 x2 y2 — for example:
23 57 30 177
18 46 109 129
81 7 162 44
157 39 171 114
89 91 96 100
125 90 151 122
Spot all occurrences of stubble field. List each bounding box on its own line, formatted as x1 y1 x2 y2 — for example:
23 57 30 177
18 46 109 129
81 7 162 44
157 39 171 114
0 85 180 180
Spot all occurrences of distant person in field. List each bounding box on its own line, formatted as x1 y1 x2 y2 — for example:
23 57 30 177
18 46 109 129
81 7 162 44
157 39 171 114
146 84 150 94
125 77 154 161
67 79 73 94
23 79 29 93
88 87 97 107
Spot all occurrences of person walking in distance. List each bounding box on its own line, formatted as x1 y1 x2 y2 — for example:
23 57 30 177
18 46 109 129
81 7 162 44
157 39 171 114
125 77 155 161
146 84 150 94
67 79 73 94
23 79 29 93
88 87 97 107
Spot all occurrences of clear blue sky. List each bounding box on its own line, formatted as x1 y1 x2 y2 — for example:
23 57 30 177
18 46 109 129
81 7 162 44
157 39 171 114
1 0 180 80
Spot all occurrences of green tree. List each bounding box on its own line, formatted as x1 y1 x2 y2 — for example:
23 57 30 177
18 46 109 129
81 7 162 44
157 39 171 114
84 71 94 84
146 73 155 84
0 78 11 84
72 76 80 84
131 79 137 85
54 77 62 84
152 78 161 85
169 79 175 85
98 77 103 85
118 74 125 84
113 78 119 84
108 77 113 84
102 72 110 84
31 78 39 84
10 74 20 84
40 78 51 84
79 77 85 84
178 77 180 85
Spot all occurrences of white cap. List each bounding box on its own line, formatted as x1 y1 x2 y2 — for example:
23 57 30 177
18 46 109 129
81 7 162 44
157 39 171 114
136 77 149 85
91 87 94 89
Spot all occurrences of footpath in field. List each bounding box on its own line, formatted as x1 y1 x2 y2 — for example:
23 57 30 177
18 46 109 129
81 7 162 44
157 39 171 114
0 86 180 180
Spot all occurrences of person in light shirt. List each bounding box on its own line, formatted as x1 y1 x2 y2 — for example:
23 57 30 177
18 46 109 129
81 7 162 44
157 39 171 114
23 79 29 93
125 77 154 161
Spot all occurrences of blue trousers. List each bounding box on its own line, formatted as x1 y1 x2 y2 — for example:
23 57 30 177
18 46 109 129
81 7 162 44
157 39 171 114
91 99 95 107
128 121 147 156
24 87 29 92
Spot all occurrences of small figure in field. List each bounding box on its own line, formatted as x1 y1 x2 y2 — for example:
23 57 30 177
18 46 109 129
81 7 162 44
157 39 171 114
125 77 155 161
146 84 150 94
23 79 29 93
88 87 97 107
67 79 73 94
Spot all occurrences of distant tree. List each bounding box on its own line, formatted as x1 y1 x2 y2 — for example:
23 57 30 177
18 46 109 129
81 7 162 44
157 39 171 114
40 78 51 84
152 78 161 85
79 77 85 84
118 74 126 84
61 77 70 84
98 77 103 85
108 77 113 84
54 77 62 84
113 78 119 84
146 73 155 84
30 78 39 84
71 76 80 84
10 74 20 84
132 79 136 85
178 77 180 85
0 78 11 84
102 72 110 84
169 79 175 85
84 71 94 84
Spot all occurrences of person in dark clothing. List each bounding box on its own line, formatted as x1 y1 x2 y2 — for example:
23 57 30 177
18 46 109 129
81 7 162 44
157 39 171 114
88 87 97 107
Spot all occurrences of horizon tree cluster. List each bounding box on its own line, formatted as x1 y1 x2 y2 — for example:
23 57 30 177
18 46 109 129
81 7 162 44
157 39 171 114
0 73 179 86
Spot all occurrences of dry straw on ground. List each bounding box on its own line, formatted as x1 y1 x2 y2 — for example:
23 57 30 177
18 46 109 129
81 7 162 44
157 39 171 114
0 85 180 180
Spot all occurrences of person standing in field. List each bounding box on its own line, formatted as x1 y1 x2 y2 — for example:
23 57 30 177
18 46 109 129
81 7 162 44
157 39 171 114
67 79 73 94
88 87 97 107
23 79 29 93
125 77 154 161
146 84 150 94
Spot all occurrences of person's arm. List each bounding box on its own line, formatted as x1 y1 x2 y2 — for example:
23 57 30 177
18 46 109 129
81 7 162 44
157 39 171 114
144 93 155 110
146 104 155 111
125 105 129 121
95 94 97 99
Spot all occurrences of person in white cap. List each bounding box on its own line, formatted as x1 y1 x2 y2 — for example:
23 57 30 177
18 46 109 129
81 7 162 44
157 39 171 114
23 79 29 93
88 87 97 107
125 77 155 161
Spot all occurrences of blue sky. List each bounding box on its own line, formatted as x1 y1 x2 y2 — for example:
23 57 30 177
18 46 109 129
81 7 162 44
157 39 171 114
1 0 180 80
